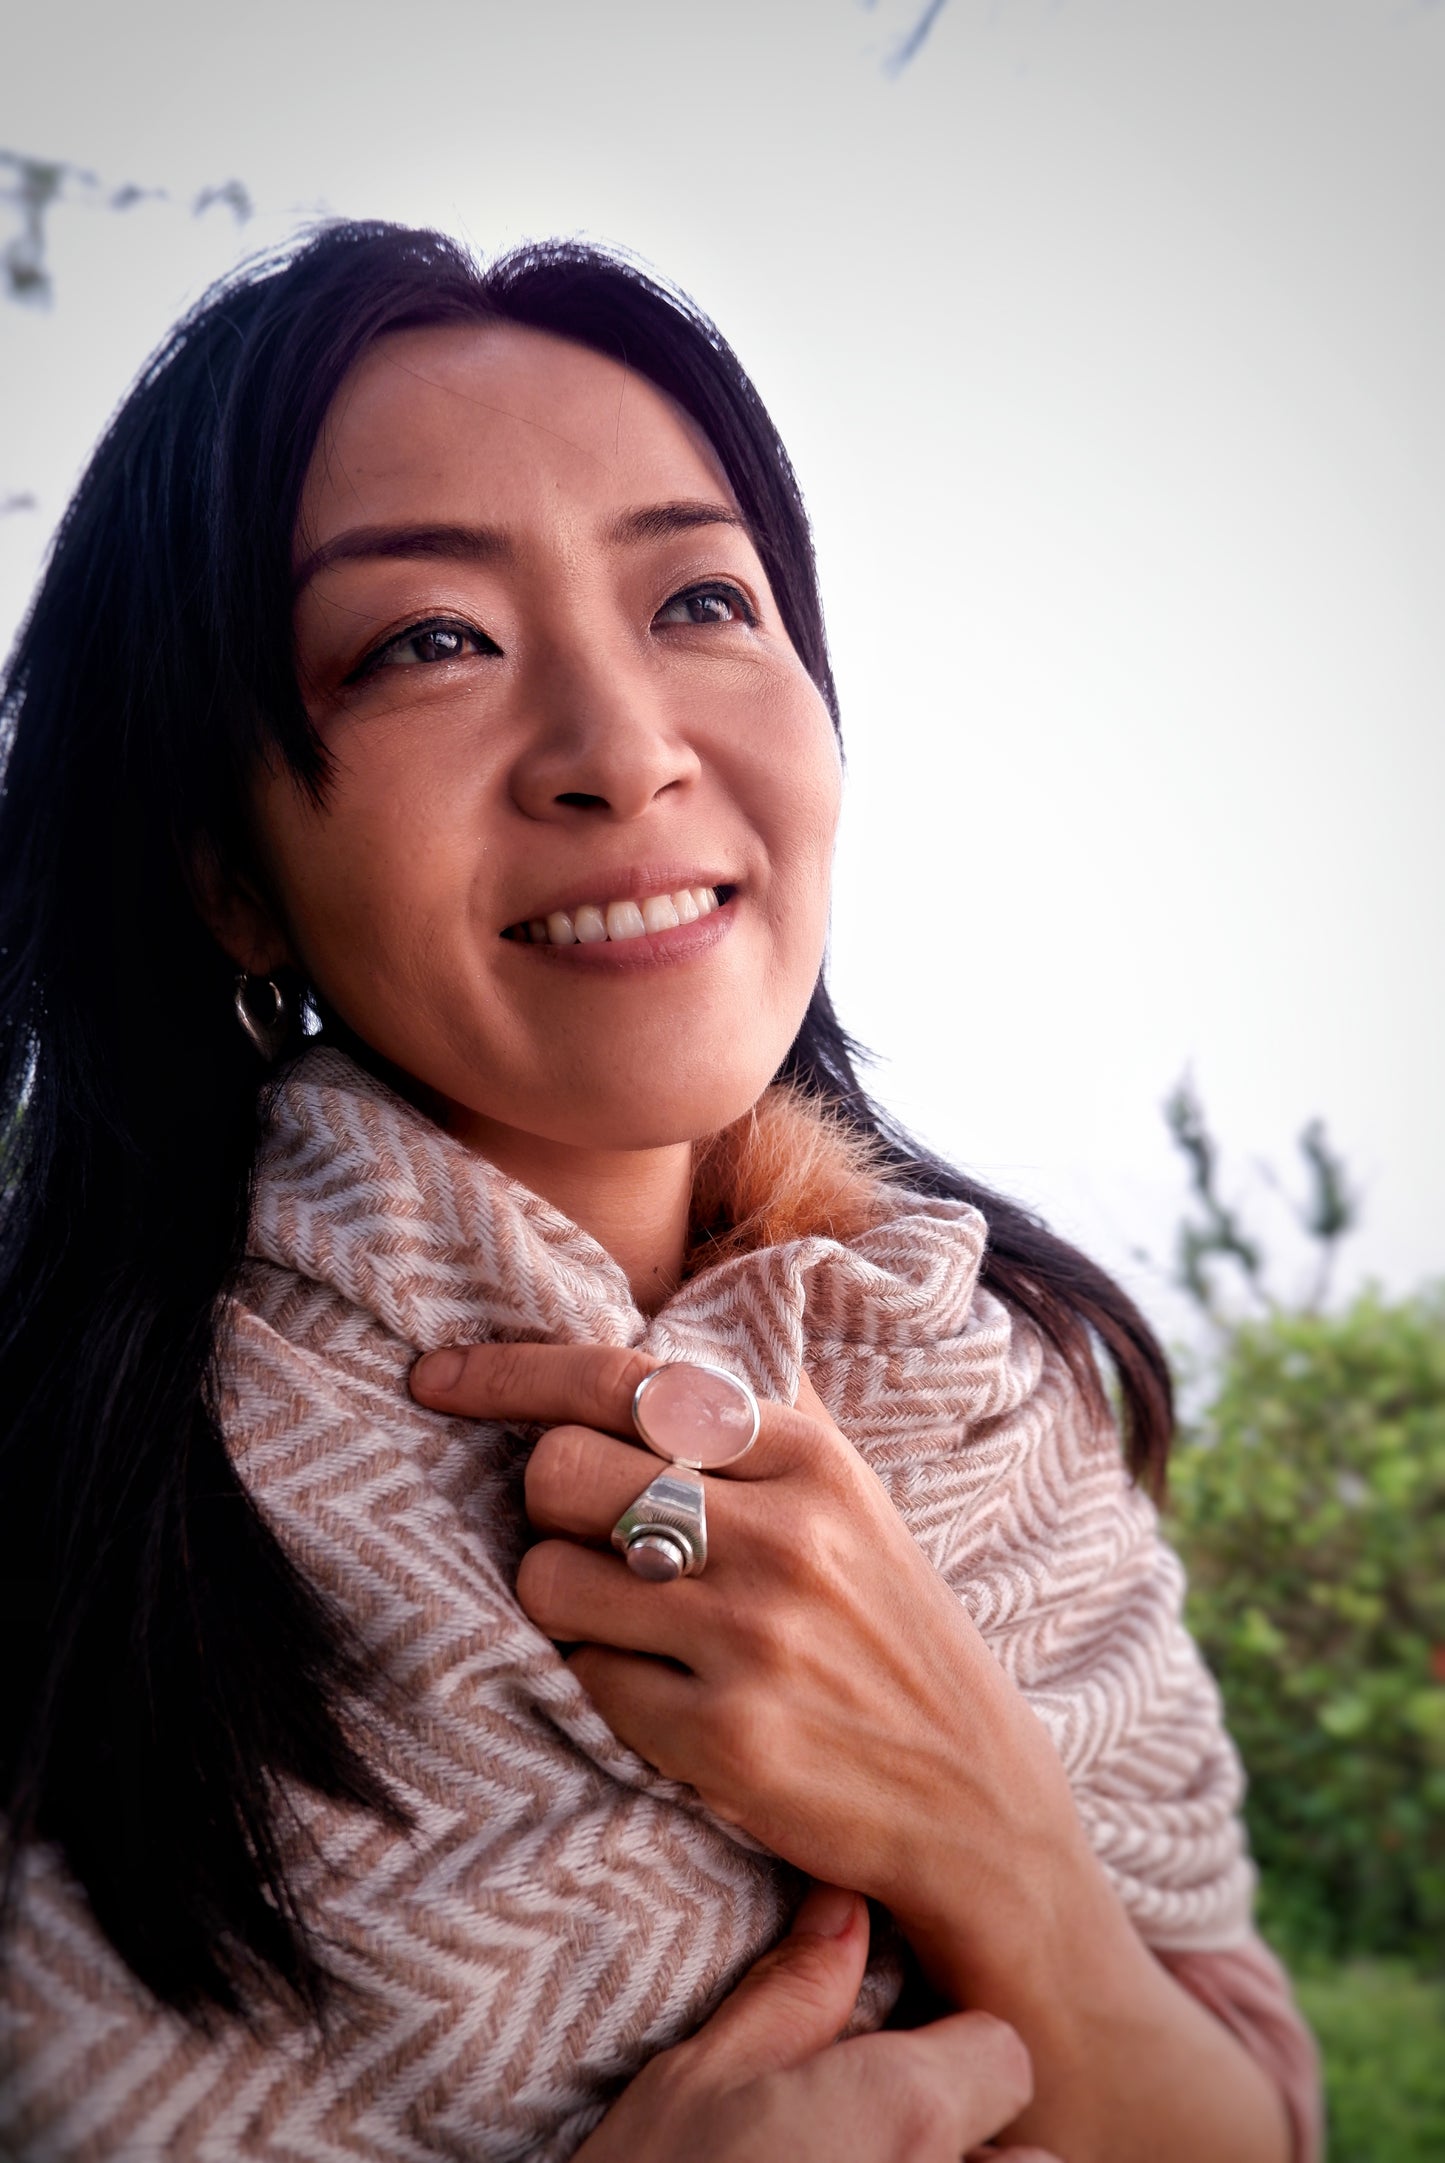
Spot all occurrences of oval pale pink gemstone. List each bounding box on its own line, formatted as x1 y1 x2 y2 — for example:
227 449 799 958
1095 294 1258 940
633 1362 759 1469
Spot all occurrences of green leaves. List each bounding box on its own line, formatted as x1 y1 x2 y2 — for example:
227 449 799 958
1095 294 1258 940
1295 1963 1445 2163
1167 1288 1445 1967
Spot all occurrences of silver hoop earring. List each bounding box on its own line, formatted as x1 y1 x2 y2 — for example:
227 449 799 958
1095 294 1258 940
233 973 290 1061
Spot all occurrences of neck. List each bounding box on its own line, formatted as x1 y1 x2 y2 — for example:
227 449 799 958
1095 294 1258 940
447 1114 695 1316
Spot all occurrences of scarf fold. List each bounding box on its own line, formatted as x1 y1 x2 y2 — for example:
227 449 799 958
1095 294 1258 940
0 1048 1254 2162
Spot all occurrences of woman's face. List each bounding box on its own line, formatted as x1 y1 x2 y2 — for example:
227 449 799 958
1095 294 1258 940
245 320 842 1157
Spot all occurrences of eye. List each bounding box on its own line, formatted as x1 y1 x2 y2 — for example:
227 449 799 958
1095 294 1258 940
654 581 757 629
348 616 501 681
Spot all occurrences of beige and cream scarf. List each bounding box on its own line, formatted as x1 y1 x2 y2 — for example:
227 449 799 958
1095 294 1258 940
1 1047 1263 2161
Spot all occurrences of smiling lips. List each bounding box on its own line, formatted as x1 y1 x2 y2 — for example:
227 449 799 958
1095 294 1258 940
505 885 727 946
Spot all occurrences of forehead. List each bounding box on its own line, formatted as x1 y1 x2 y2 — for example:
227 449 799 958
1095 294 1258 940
300 320 734 541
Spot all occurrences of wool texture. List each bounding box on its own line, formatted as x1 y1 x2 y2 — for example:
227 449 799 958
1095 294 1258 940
2 1048 1290 2160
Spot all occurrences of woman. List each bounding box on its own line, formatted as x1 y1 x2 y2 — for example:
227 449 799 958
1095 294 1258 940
0 223 1318 2160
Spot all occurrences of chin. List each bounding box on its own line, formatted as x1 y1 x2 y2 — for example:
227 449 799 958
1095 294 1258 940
534 1066 783 1154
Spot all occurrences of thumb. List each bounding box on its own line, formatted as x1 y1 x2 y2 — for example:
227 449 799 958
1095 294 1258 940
682 1884 869 2081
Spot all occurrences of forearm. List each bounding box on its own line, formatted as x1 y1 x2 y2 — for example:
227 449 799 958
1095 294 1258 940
904 1874 1289 2162
886 1704 1289 2163
888 1750 1291 2163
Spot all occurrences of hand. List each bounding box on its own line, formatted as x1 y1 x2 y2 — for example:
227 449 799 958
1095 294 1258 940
573 1882 1056 2163
413 1344 1294 2163
409 1341 1079 1934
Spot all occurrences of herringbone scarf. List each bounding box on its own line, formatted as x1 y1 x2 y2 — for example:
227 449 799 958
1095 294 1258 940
1 1049 1253 2161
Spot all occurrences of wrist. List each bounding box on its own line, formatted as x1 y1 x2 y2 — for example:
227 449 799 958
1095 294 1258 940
883 1690 1086 1942
884 1707 1141 2028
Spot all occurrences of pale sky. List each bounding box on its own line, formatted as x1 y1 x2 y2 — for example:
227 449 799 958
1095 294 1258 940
2 0 1441 1346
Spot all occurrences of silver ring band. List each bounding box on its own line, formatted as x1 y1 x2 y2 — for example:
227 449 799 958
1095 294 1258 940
610 1467 707 1582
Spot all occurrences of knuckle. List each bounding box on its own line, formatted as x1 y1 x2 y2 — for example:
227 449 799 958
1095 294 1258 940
779 1400 847 1481
714 1572 811 1674
597 1345 655 1426
480 1338 535 1405
701 1681 783 1789
753 1600 807 1673
524 1423 589 1508
767 1496 849 1588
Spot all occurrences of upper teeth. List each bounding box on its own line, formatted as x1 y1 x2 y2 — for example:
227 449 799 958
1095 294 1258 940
518 886 721 945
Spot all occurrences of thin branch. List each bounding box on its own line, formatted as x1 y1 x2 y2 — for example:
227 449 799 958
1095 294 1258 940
886 0 952 72
0 148 251 305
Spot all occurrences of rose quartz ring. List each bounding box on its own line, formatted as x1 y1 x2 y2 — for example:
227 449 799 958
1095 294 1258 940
610 1363 760 1583
630 1361 760 1471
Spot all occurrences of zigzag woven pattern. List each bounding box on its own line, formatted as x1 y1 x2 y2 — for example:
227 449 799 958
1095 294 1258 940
1 1049 1258 2160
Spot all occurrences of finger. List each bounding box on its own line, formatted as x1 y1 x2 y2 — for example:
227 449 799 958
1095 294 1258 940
412 1339 834 1487
721 2013 1034 2163
970 2150 1061 2161
566 1635 744 1790
564 1643 698 1770
525 1418 826 1543
843 2011 1034 2155
525 1423 677 1540
526 1429 859 1635
965 2149 1062 2163
410 1340 656 1435
677 1885 870 2078
518 1539 704 1658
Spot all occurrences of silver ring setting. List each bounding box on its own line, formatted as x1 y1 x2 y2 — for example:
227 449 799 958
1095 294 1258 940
610 1467 707 1582
611 1362 760 1582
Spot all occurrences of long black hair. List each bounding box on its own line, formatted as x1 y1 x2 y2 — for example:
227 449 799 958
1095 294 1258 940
0 222 1172 2022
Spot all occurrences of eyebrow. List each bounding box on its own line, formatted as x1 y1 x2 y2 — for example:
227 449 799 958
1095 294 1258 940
292 522 508 595
292 498 750 594
607 499 750 546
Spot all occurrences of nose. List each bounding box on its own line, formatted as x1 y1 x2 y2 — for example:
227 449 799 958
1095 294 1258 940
507 636 702 823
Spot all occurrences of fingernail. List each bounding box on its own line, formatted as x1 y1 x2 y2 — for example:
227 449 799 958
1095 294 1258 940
790 1883 857 1939
413 1348 465 1394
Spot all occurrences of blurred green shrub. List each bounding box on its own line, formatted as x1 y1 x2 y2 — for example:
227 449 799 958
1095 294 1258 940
1166 1287 1445 1966
1294 1963 1445 2163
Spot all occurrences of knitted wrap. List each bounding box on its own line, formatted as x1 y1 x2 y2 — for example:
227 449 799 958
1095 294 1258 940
1 1048 1258 2161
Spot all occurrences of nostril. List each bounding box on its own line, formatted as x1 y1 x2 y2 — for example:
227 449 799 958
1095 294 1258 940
555 792 609 810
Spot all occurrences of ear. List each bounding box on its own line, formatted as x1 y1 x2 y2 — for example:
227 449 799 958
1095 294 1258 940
188 842 298 979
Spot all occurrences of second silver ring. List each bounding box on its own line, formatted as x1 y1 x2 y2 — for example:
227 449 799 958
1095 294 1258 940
610 1466 708 1582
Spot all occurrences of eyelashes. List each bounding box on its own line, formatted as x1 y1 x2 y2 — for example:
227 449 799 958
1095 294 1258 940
653 580 759 629
345 617 502 685
343 580 760 686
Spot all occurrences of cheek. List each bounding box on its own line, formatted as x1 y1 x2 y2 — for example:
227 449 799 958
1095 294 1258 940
766 721 843 944
255 750 471 961
248 805 400 1015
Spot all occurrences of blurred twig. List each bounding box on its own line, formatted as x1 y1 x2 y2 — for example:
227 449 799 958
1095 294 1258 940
0 148 251 305
861 0 953 73
1166 1075 1267 1324
1165 1074 1360 1327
